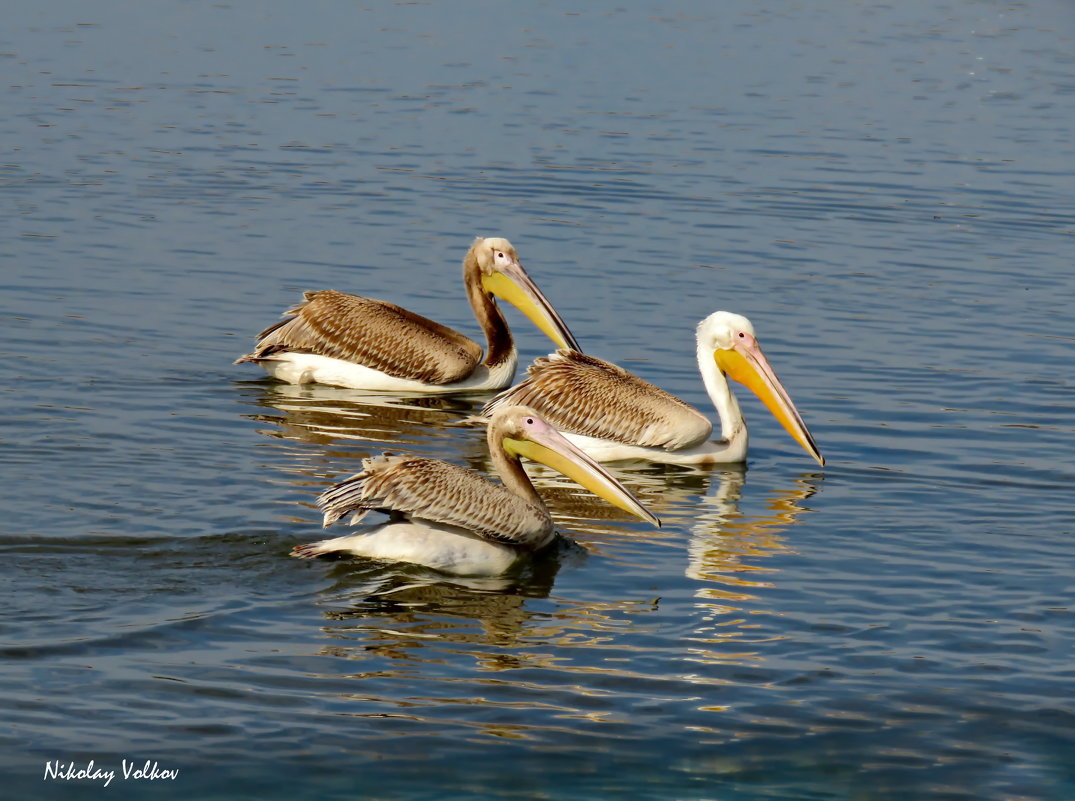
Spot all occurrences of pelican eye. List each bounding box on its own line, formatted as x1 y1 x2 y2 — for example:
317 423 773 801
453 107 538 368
497 252 505 259
738 331 746 338
526 417 534 425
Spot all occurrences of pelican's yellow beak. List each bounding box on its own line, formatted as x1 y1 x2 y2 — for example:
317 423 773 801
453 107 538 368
503 426 659 527
481 263 581 351
715 336 824 466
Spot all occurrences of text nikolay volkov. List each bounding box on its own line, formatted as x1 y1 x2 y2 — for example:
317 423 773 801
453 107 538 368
44 759 178 788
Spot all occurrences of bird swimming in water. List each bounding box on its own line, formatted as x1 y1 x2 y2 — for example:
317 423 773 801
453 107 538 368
237 237 580 392
292 405 660 576
483 311 824 466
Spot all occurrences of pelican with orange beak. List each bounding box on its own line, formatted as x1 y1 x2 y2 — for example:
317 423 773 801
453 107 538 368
236 237 579 392
483 312 824 466
291 405 660 575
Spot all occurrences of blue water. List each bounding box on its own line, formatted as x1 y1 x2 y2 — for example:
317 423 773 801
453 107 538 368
3 1 1074 799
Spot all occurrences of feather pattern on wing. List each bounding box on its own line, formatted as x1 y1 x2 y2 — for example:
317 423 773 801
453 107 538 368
483 350 712 450
318 453 551 548
237 290 484 384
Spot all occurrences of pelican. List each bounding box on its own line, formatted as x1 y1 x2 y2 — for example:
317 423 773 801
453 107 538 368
291 405 660 575
235 237 580 392
482 311 824 466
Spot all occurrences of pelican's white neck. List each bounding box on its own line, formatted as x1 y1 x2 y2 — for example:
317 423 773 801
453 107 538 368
695 337 748 449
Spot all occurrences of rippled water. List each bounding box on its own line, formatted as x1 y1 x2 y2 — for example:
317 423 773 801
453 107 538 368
3 1 1074 799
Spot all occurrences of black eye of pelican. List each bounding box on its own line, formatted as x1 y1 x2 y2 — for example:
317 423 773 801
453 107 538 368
497 252 505 259
526 417 534 425
738 332 746 338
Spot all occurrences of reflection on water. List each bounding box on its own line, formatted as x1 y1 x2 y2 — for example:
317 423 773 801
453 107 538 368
239 380 496 515
245 381 481 448
685 472 821 665
310 538 572 598
320 574 553 657
686 470 820 591
6 0 1075 796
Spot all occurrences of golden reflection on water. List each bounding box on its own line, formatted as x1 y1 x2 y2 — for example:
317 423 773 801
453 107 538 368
686 471 818 595
681 471 820 666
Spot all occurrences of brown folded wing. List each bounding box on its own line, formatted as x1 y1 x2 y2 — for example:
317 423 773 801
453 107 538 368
484 350 712 450
318 454 551 548
238 290 483 384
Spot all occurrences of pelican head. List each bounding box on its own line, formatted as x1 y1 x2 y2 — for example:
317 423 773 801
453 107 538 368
699 311 825 466
467 237 581 352
489 405 660 527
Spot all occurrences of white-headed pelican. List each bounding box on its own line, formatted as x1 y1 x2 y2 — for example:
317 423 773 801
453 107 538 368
483 311 824 466
236 237 580 392
291 405 660 575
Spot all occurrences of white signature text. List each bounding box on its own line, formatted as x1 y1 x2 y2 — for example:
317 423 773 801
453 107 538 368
43 759 179 788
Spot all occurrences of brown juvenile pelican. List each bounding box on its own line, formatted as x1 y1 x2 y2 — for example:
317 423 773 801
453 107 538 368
291 405 660 575
483 311 824 466
236 237 579 392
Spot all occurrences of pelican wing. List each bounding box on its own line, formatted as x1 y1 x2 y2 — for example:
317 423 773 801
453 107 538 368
318 453 550 548
484 350 712 450
237 290 483 384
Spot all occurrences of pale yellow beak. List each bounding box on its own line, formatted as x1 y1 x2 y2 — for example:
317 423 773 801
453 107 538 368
715 335 824 466
481 263 581 351
503 425 660 527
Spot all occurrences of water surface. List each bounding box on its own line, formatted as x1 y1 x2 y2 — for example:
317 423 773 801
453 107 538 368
3 2 1074 799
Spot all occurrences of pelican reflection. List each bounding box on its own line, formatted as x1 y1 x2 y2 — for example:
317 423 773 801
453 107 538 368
681 470 823 667
242 381 482 449
686 470 821 588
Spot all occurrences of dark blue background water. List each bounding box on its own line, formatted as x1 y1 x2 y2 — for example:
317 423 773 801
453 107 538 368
3 2 1073 799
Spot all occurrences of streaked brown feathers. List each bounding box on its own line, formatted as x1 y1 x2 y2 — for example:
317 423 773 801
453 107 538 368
235 290 483 384
318 453 551 548
483 350 712 450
